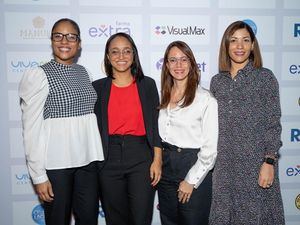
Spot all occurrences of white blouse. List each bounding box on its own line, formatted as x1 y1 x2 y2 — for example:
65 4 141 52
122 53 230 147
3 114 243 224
19 67 104 184
158 86 218 188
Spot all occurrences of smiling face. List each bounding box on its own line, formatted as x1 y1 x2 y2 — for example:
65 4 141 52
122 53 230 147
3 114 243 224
166 46 190 83
107 36 134 76
51 21 81 65
228 28 253 71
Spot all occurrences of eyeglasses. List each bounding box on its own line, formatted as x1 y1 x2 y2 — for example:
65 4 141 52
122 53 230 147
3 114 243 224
51 33 80 42
108 48 134 58
167 56 190 65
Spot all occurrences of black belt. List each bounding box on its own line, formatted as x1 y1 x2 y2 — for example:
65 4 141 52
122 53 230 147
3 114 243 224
161 142 199 153
109 135 147 145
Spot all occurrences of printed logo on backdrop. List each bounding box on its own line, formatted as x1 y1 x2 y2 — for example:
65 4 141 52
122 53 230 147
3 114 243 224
289 63 300 76
291 128 300 142
243 19 257 35
155 58 207 72
32 204 45 225
10 60 46 73
21 16 49 40
154 25 205 36
295 194 300 210
11 165 35 195
15 172 31 185
6 52 51 83
89 21 131 38
286 164 300 177
281 123 300 148
283 17 300 45
294 23 300 37
281 53 300 81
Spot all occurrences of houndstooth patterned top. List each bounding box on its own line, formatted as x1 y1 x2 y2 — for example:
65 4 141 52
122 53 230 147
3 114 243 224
19 60 104 185
42 60 97 119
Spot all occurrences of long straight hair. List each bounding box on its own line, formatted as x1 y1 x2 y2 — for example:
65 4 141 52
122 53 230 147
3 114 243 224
160 41 200 109
219 21 262 72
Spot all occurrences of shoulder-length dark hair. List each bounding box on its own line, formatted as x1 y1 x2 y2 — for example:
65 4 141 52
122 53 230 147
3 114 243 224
51 18 81 42
160 41 200 109
104 32 144 80
219 20 262 72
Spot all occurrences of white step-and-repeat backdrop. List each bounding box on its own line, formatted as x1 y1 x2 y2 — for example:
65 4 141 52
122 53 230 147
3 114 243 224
0 0 299 224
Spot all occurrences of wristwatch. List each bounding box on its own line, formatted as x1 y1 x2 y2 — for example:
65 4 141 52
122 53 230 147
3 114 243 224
264 157 275 165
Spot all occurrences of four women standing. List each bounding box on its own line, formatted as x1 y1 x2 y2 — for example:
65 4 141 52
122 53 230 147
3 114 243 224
20 17 285 225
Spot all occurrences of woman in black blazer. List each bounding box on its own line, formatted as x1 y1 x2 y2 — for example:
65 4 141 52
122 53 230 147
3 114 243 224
93 32 162 225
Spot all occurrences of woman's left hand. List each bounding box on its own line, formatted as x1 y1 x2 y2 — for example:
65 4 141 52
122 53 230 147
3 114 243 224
178 180 194 204
150 158 162 186
258 162 274 189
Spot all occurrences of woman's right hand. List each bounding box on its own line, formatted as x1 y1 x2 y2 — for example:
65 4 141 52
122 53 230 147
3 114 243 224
35 180 54 202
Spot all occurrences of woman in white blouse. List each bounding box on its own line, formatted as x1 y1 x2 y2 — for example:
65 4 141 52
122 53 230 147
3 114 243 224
19 18 104 225
158 41 218 225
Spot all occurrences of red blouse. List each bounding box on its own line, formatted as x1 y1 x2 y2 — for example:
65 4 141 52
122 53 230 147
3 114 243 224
108 81 146 135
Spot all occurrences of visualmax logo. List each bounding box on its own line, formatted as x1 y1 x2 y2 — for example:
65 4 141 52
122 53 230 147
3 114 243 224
154 25 205 36
89 21 131 38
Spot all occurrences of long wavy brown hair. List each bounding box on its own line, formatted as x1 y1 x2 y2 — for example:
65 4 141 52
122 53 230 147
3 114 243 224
160 41 200 109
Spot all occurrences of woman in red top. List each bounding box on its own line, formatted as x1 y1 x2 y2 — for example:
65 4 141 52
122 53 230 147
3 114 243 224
93 32 162 225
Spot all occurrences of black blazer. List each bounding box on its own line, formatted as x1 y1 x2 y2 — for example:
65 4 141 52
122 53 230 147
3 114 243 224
92 76 161 160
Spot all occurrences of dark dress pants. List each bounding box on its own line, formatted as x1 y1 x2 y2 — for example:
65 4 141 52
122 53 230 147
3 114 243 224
99 135 155 225
43 161 99 225
158 142 212 225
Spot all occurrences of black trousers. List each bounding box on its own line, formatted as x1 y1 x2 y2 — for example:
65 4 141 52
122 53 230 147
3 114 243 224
158 142 212 225
43 161 99 225
99 135 155 225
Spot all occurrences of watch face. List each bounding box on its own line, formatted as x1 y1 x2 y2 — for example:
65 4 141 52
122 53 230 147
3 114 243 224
265 157 275 165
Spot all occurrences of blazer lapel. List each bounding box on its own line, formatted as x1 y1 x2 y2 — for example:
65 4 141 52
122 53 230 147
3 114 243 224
137 79 150 135
102 78 112 152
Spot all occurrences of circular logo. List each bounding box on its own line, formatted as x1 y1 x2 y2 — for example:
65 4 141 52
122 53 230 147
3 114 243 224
32 204 45 225
295 194 300 210
243 19 257 35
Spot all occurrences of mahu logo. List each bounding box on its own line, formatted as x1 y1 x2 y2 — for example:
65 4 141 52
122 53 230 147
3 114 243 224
20 16 49 40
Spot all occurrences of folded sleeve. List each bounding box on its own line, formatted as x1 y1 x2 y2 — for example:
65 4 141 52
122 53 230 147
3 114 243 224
19 67 49 184
185 96 218 188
